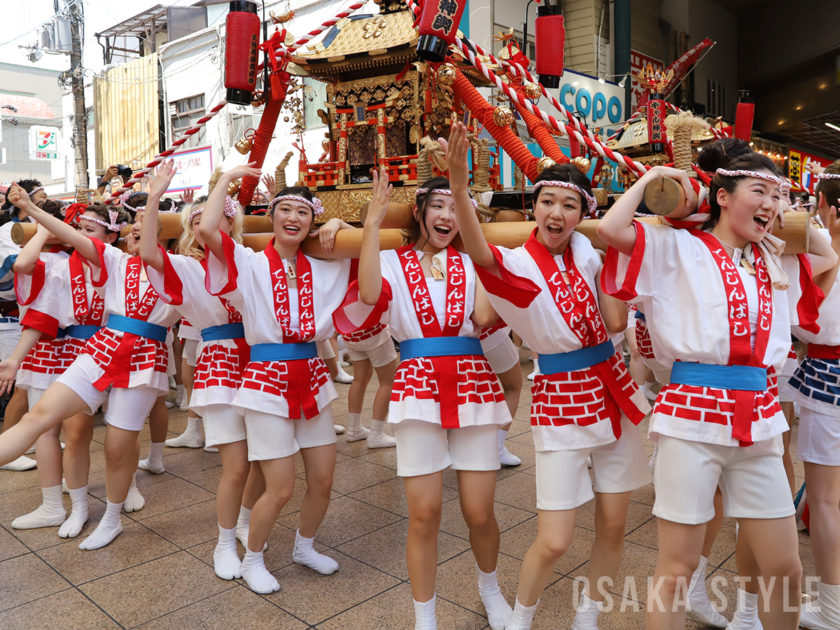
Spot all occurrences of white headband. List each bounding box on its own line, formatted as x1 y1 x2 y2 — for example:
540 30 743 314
188 196 239 224
415 188 479 209
28 187 44 197
532 180 598 214
715 169 783 187
816 172 840 180
80 208 128 232
269 194 324 216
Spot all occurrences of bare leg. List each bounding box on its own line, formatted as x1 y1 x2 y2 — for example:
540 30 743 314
585 491 631 602
496 364 523 465
780 402 796 496
235 461 266 548
347 358 373 415
0 383 88 466
646 518 706 629
139 396 169 474
625 328 646 386
11 422 66 529
63 413 93 490
2 386 29 432
738 517 802 629
804 462 840 584
516 509 577 606
404 471 444 602
293 444 339 574
213 439 250 580
368 358 397 448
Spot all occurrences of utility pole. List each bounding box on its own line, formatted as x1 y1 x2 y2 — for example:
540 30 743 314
68 0 89 189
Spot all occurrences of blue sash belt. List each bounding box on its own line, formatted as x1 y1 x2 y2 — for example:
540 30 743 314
670 362 767 391
634 311 645 322
540 340 615 375
106 314 168 343
201 322 245 342
400 337 484 361
250 341 317 362
65 325 101 340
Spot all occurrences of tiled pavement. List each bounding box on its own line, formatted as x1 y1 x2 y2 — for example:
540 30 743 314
0 350 816 629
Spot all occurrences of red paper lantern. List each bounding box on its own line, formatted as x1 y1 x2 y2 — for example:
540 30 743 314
225 1 261 106
534 4 565 89
735 102 755 142
416 0 468 62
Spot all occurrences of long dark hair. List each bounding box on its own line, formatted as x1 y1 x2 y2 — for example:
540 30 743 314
696 139 779 229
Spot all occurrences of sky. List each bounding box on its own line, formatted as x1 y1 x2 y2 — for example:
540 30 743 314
0 0 195 75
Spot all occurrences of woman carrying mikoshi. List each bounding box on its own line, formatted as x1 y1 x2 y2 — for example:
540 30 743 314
444 122 651 630
334 160 514 630
199 163 353 595
598 146 838 629
138 161 266 581
783 160 840 630
0 184 180 551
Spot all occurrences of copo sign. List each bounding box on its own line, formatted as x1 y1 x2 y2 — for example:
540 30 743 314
557 70 624 125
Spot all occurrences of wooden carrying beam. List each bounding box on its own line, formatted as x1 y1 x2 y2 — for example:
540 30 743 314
358 203 526 228
11 215 275 246
12 213 810 256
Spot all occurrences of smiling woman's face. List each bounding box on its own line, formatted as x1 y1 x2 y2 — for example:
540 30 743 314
416 193 459 250
717 172 781 243
272 199 313 246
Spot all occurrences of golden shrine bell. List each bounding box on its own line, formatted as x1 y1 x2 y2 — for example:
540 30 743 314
571 156 591 174
234 134 254 155
525 83 542 100
536 156 556 174
250 90 266 108
227 180 242 196
493 106 514 127
436 64 457 86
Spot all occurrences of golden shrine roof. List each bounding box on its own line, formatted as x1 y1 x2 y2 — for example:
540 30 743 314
292 10 417 63
608 119 715 150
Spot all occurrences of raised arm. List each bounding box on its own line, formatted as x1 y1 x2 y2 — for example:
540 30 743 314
198 162 260 260
597 274 631 334
140 160 177 273
13 224 52 275
598 166 695 256
812 205 840 290
358 167 391 305
445 123 496 270
6 184 100 264
471 278 500 328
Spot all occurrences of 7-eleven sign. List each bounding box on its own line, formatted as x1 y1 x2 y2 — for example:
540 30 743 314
30 126 61 160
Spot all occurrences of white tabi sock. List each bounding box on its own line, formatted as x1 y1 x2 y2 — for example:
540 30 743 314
138 442 165 474
413 595 438 630
800 581 840 630
572 593 602 630
240 548 280 594
79 500 123 550
345 412 369 442
507 598 539 630
1 455 37 471
686 555 728 628
11 485 66 529
477 566 513 630
123 473 145 513
498 429 521 466
726 589 761 630
58 486 89 538
165 416 204 448
213 524 242 580
367 419 396 448
293 529 338 574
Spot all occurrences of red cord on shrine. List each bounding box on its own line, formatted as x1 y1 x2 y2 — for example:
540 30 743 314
225 2 261 105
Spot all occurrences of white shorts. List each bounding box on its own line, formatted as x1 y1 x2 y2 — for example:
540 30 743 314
55 360 158 432
653 434 795 525
484 336 520 374
183 339 199 368
27 387 46 408
203 404 247 447
393 420 500 477
0 325 22 362
535 416 651 510
797 406 840 466
244 405 336 461
317 339 336 361
346 337 398 368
